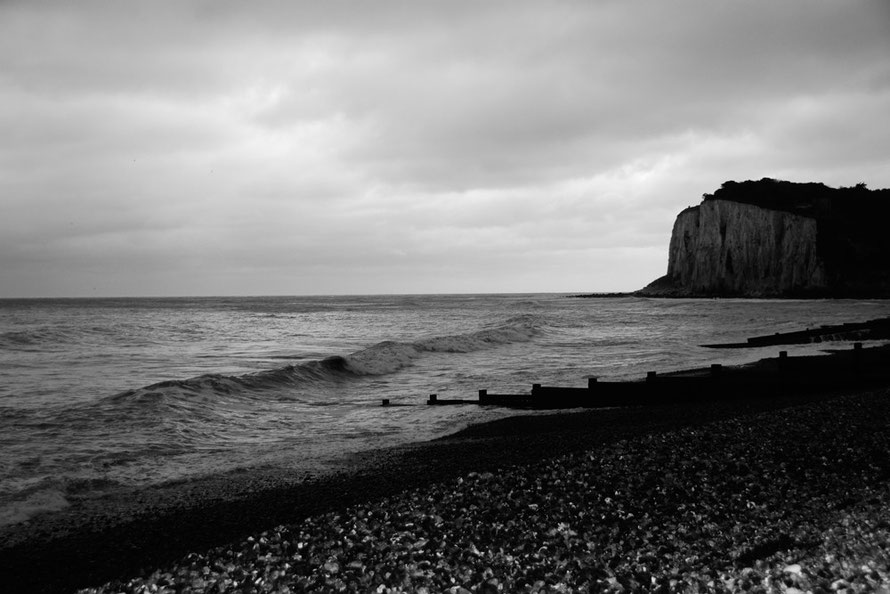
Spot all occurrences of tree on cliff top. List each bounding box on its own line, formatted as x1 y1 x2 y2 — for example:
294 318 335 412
702 178 889 220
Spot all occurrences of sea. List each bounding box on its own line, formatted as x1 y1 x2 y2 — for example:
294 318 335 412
1 294 888 527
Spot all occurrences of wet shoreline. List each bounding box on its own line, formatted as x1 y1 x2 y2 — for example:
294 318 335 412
3 353 890 592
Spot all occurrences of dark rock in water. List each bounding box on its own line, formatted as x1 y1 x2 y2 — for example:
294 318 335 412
638 178 890 298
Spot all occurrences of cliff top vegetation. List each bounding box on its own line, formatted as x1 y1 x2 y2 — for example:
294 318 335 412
702 178 890 220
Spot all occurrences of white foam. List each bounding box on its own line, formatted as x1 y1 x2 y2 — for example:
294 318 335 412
345 341 421 375
0 488 70 527
342 317 540 375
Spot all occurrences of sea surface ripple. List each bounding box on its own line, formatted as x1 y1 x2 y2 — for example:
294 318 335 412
1 294 887 526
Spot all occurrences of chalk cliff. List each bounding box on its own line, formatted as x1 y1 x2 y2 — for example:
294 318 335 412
640 179 890 298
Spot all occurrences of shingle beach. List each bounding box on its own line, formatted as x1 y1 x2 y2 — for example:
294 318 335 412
5 386 890 593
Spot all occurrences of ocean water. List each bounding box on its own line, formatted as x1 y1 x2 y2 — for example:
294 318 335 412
1 294 887 526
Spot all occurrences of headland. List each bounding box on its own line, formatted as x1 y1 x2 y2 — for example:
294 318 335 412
637 178 890 298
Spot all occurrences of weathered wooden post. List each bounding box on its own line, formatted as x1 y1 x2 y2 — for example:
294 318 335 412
428 394 437 405
645 371 658 404
710 364 722 393
588 377 598 389
778 351 788 377
479 389 488 404
381 399 390 407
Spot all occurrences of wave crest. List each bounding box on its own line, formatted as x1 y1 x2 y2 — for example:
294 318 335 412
345 314 539 374
110 314 541 403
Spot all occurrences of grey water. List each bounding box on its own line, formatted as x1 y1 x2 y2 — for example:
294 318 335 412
1 294 887 526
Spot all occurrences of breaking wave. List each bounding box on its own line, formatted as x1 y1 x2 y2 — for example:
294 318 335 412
345 314 539 375
109 314 541 405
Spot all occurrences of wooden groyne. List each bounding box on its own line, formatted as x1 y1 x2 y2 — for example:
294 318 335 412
703 317 890 348
423 342 890 410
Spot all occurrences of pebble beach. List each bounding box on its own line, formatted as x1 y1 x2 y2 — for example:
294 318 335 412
21 385 879 593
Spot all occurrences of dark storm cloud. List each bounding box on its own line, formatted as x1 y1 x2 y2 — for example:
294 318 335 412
1 1 888 296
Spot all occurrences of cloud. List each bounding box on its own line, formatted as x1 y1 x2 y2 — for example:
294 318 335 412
1 1 889 296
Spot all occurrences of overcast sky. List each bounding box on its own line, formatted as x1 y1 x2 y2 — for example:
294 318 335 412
2 1 889 297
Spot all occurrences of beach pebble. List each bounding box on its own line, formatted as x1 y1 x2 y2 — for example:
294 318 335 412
75 389 890 594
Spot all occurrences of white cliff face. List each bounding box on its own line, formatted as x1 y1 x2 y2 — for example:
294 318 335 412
665 199 828 296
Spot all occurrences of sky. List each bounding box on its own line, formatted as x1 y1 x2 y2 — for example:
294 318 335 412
2 1 889 298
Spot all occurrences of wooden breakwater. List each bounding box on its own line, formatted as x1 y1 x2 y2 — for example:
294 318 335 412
421 342 890 410
703 317 890 348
